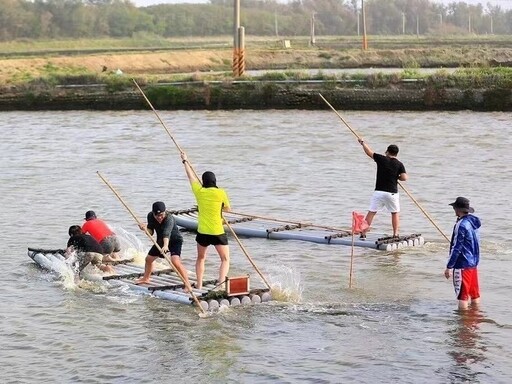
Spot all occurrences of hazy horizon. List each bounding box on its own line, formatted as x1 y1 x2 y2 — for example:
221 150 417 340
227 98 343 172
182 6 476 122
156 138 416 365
132 0 511 9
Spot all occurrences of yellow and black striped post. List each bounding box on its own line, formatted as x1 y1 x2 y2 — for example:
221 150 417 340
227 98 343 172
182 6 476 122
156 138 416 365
232 0 245 77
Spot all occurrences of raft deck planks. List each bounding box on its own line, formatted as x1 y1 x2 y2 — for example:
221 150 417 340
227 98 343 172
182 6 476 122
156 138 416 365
171 208 425 251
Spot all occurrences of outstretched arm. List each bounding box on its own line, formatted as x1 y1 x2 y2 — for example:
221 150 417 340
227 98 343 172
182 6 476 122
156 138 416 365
180 152 200 184
358 138 374 159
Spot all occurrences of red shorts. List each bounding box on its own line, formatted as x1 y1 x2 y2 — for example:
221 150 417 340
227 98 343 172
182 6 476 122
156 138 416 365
453 268 480 301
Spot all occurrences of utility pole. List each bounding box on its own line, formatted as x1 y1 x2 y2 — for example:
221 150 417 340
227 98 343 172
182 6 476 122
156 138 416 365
490 15 493 34
402 12 405 34
357 10 360 36
274 11 279 37
416 14 419 37
468 14 471 33
439 13 442 28
232 0 245 77
310 12 316 46
361 0 368 50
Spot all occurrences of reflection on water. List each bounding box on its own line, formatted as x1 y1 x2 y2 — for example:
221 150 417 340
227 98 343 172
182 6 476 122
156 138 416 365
447 307 488 383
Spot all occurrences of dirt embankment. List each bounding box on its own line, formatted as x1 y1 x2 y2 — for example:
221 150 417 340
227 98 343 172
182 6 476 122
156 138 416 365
1 46 512 83
0 45 511 111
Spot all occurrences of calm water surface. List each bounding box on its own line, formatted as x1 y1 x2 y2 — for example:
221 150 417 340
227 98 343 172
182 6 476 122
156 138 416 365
0 110 511 383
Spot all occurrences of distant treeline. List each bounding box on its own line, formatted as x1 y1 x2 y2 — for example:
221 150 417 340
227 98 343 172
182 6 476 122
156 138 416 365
0 0 510 40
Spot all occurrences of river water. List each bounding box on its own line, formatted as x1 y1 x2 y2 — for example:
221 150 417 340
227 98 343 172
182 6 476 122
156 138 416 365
1 109 511 383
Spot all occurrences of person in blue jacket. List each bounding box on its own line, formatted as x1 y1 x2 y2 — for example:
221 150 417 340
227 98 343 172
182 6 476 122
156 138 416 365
444 197 481 310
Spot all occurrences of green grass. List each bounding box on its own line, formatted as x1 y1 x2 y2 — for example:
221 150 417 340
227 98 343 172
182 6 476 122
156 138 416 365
1 34 511 55
0 36 232 55
6 65 512 91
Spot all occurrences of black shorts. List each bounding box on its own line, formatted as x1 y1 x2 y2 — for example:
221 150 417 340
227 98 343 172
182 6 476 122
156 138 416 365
148 241 182 258
196 233 228 247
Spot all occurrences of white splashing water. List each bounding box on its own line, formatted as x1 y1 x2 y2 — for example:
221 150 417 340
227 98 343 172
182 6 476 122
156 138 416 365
266 264 303 303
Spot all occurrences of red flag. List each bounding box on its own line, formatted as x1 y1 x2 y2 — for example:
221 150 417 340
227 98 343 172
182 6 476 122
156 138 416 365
352 211 369 234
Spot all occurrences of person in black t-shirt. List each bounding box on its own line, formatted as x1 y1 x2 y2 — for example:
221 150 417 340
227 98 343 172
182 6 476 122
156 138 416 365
134 201 192 289
66 225 114 274
358 139 408 239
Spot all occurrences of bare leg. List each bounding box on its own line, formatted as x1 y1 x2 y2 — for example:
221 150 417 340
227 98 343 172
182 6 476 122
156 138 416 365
196 244 208 290
102 254 116 262
170 255 192 292
99 264 115 274
135 255 157 284
214 244 230 285
391 212 399 237
361 211 376 238
471 297 481 307
458 300 469 310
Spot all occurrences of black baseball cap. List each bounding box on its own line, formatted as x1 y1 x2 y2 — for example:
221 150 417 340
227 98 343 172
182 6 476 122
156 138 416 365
152 201 166 215
85 210 96 220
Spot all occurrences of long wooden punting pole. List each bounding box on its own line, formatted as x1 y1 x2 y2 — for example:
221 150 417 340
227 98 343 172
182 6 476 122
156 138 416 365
132 80 272 290
132 80 185 153
318 93 451 243
349 215 356 288
228 210 351 233
223 220 271 290
96 171 206 314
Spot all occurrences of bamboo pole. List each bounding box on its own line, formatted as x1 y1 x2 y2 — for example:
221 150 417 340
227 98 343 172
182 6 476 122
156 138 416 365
132 80 272 289
349 215 355 288
319 93 450 242
228 210 351 233
96 171 206 314
223 220 271 290
132 79 185 154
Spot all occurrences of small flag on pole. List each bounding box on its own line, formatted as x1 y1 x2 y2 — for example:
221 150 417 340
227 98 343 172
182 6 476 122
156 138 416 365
352 211 369 234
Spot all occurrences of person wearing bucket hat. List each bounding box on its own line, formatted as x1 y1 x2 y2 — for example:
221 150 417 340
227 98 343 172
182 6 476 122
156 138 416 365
444 196 481 310
181 152 231 290
82 210 122 261
135 201 192 289
357 139 408 239
448 196 475 213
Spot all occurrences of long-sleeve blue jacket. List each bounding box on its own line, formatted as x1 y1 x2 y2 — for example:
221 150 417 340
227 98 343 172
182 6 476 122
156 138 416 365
446 214 481 269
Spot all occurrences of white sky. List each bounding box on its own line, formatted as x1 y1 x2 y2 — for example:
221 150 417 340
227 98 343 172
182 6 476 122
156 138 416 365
132 0 511 10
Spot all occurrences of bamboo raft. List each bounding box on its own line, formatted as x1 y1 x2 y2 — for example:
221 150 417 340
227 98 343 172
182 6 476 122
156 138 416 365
27 247 271 311
171 208 425 251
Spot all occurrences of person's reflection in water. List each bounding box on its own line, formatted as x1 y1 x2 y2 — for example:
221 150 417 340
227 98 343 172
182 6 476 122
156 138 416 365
447 306 488 383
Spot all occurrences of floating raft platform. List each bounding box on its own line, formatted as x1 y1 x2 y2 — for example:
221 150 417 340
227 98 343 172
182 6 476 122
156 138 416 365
171 208 424 251
27 248 271 311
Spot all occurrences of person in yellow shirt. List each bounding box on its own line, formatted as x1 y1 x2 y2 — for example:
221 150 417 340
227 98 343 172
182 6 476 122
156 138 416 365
181 152 230 290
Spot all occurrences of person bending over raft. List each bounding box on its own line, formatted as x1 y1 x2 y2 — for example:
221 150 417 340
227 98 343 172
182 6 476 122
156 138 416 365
135 201 192 290
181 152 230 290
66 225 114 275
82 210 122 261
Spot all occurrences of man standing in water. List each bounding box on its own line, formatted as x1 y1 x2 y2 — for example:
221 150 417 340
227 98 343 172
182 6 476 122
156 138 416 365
358 139 408 239
180 152 230 290
135 201 192 289
444 197 481 310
